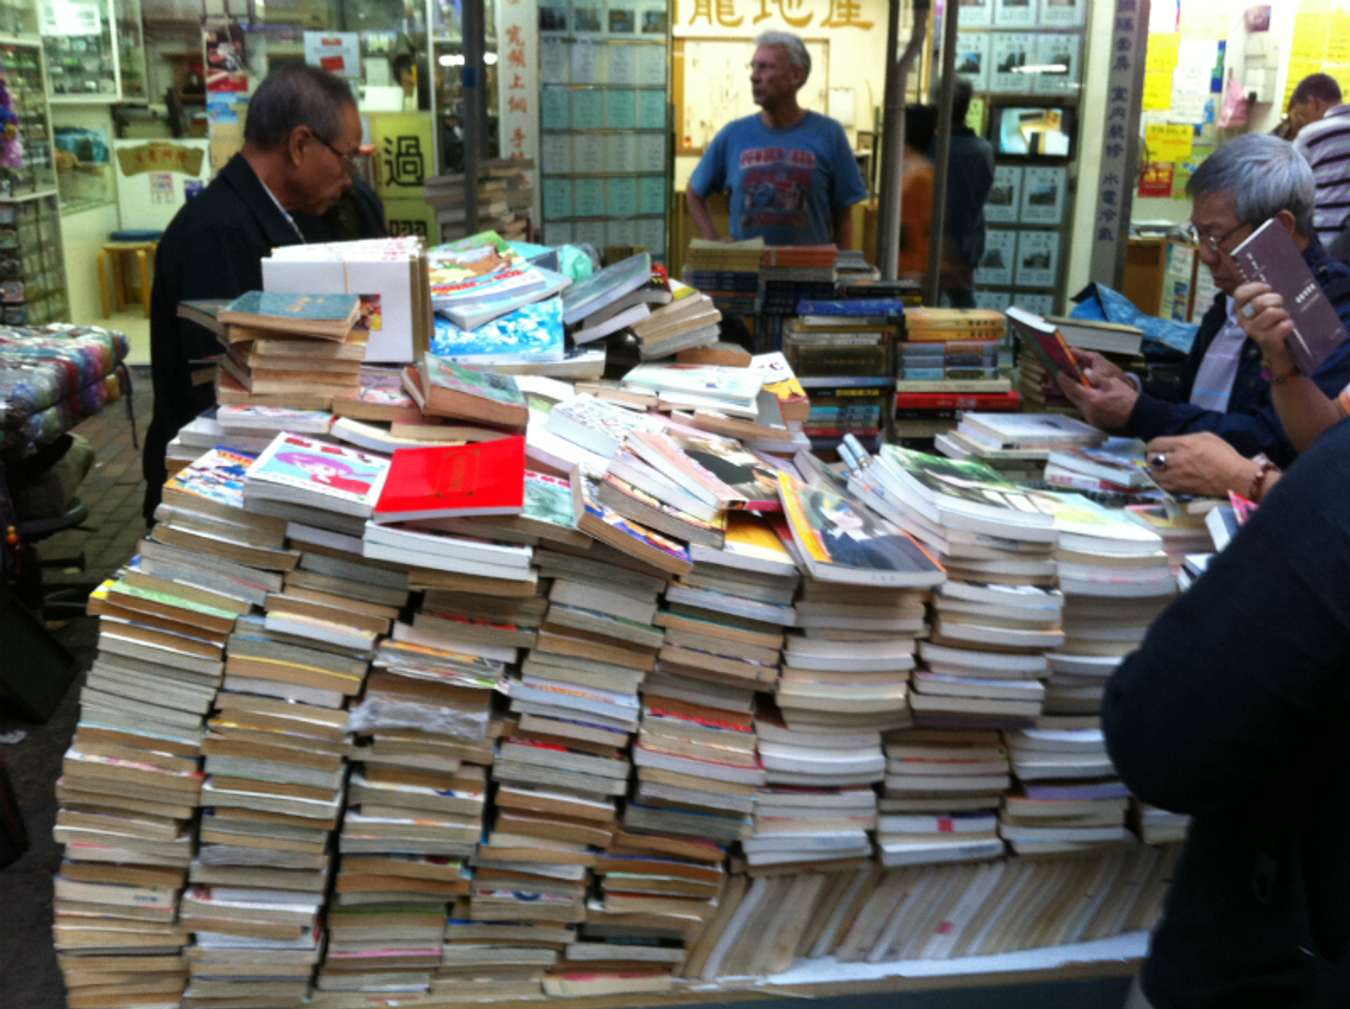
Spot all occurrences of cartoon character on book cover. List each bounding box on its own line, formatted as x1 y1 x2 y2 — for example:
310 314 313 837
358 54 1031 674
271 438 381 497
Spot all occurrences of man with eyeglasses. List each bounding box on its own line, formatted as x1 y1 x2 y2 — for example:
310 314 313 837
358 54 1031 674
686 31 867 249
1058 134 1350 487
143 64 363 522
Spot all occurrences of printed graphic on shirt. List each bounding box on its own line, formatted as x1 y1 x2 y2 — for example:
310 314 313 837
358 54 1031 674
737 146 816 236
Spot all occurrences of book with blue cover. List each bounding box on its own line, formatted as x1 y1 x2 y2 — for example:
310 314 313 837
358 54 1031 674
217 290 362 339
430 297 566 366
795 298 905 319
561 252 652 326
433 266 571 330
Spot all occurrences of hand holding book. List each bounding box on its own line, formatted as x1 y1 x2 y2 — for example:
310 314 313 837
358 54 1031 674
1232 280 1298 375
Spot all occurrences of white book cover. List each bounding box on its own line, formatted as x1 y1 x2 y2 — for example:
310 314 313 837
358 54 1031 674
247 432 391 517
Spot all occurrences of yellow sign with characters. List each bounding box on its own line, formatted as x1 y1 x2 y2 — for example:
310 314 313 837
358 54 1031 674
1145 122 1194 164
368 113 435 199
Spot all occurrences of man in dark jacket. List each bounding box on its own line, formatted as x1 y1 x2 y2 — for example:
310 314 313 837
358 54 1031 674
938 79 994 308
1104 416 1350 1008
143 63 362 520
1059 133 1350 469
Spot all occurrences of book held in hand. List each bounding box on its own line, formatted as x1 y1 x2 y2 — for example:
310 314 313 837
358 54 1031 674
373 436 527 523
1232 217 1348 375
1005 306 1089 387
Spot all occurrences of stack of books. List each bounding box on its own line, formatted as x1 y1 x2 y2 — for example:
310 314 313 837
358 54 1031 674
630 280 722 360
1036 492 1173 717
52 514 245 1008
999 725 1130 854
425 160 534 240
877 729 1010 867
318 642 495 994
428 233 569 334
683 238 762 316
783 301 900 455
936 412 1106 475
1042 441 1156 499
895 308 1015 441
262 238 434 364
847 445 1061 728
759 244 838 315
180 291 367 412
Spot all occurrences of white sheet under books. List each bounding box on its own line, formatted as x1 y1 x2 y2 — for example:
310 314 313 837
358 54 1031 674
680 930 1149 988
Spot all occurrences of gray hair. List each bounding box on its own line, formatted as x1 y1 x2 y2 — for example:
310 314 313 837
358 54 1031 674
1186 133 1316 235
244 63 356 150
754 31 811 82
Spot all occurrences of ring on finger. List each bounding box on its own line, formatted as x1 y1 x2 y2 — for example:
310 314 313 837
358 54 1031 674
1149 452 1168 470
1241 303 1256 320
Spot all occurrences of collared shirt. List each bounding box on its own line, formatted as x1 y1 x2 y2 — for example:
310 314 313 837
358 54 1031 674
258 175 307 243
1187 296 1247 412
1294 104 1350 245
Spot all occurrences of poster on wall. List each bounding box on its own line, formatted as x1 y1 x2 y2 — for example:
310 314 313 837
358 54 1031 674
113 139 211 231
986 164 1023 224
955 34 990 94
989 33 1034 94
304 32 361 79
976 229 1017 287
1015 229 1059 288
1019 166 1066 224
1034 33 1081 97
204 22 247 93
1039 0 1085 27
993 0 1037 29
958 0 993 28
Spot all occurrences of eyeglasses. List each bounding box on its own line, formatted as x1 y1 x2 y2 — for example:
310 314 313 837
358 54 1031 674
1184 220 1251 255
311 130 358 174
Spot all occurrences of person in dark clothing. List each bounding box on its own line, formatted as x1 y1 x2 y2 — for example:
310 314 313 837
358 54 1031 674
143 63 362 521
936 79 994 308
1058 134 1350 472
1103 415 1350 1009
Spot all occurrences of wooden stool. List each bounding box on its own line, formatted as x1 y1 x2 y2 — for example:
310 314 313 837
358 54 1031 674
97 240 158 318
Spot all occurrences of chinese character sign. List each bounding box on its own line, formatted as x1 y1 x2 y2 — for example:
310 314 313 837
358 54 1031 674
1090 0 1147 288
496 0 540 225
369 113 435 199
682 0 875 31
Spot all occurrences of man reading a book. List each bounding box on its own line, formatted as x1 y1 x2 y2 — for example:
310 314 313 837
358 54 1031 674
1057 134 1350 477
143 64 362 521
685 32 867 248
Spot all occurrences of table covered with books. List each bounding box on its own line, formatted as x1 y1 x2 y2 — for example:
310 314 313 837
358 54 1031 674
50 233 1197 1009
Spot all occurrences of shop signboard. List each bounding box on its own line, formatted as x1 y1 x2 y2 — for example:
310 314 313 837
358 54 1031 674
112 139 212 231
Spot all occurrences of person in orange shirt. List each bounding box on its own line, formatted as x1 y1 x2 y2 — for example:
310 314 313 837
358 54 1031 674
898 104 937 280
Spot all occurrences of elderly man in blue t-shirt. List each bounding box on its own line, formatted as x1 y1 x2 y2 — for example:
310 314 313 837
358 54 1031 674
686 31 867 248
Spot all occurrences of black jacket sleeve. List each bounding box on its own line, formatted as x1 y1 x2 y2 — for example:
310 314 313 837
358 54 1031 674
1103 418 1350 817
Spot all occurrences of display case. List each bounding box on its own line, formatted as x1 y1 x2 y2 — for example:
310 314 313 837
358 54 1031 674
536 0 672 260
0 0 38 36
0 40 68 324
40 0 143 102
0 40 57 197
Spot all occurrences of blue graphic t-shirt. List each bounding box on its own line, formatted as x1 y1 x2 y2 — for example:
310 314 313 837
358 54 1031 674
688 111 867 246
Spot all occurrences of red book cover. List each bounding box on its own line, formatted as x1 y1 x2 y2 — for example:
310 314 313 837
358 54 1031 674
895 391 1023 411
373 436 526 522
